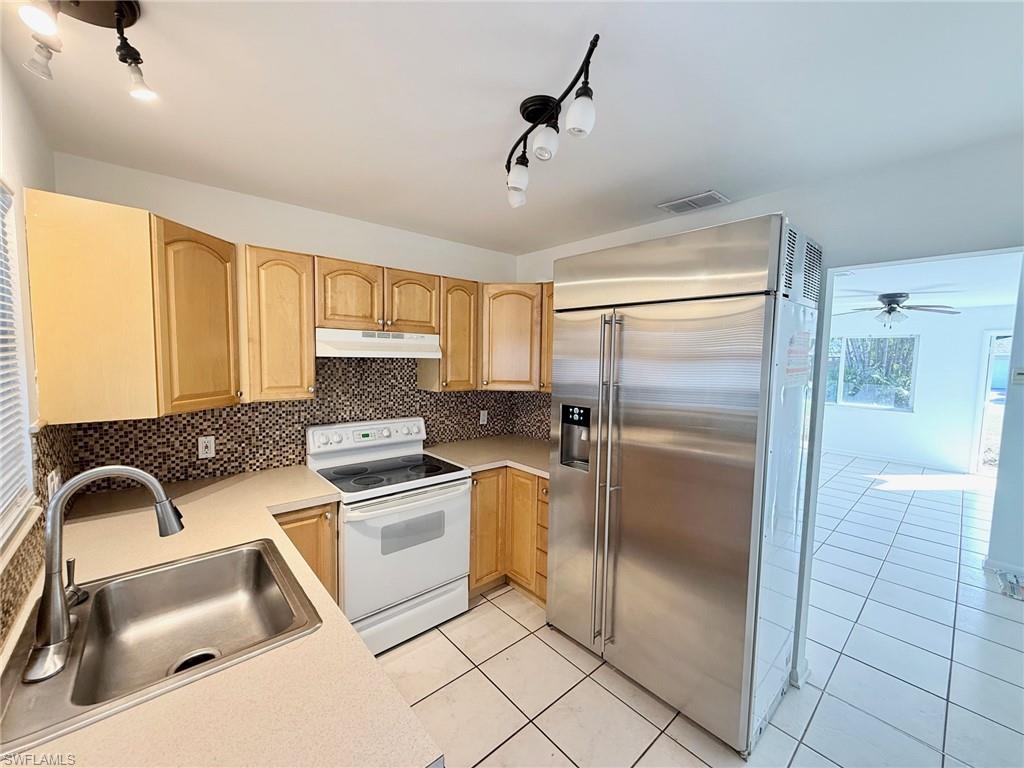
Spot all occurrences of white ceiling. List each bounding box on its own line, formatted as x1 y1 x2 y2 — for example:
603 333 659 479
3 2 1022 255
833 252 1023 311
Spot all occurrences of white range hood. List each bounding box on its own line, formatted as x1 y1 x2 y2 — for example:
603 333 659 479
315 327 441 359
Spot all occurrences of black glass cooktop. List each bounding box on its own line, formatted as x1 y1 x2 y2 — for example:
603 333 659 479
317 454 464 494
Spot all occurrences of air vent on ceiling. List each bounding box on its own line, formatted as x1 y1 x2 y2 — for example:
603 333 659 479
657 190 730 215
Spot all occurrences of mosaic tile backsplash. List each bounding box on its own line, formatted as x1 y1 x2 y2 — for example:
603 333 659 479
1 358 551 647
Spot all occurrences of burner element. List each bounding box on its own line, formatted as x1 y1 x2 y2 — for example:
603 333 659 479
399 456 422 464
331 466 369 478
407 463 444 476
352 475 385 487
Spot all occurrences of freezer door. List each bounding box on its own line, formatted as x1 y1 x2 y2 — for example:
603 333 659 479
547 308 608 654
601 295 771 752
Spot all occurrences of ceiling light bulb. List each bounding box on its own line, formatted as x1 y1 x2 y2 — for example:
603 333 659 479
127 63 157 101
23 43 54 81
19 1 58 37
532 124 560 161
507 188 526 208
507 156 529 192
566 84 595 138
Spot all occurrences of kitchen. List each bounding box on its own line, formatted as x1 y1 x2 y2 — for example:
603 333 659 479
1 3 1022 768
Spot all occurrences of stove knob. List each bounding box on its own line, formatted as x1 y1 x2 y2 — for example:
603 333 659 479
411 424 421 434
330 431 343 444
316 433 329 447
382 428 391 438
401 426 410 435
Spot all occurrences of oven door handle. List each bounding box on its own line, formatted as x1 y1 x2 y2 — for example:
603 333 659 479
344 480 471 522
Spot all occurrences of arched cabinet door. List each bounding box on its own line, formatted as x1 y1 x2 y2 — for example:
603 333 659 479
385 267 440 334
151 217 240 414
245 246 315 401
480 283 542 390
440 277 478 390
315 257 384 331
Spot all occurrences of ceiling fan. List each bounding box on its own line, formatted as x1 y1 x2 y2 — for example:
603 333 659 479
836 292 960 329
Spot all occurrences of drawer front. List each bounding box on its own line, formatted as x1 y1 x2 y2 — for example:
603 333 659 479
535 574 547 601
538 498 549 529
537 549 547 577
537 524 548 553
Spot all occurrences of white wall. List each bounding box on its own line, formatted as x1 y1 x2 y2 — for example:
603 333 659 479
516 134 1024 281
53 154 516 283
821 304 1016 472
988 270 1024 574
1 54 56 425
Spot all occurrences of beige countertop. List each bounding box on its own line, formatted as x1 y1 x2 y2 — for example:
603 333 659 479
15 465 442 768
427 435 551 478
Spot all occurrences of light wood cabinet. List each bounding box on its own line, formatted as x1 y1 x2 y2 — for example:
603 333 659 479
506 468 539 591
385 267 440 334
315 257 384 330
276 503 338 600
26 190 240 423
480 283 542 390
239 246 315 402
417 276 478 391
540 282 554 393
470 468 506 590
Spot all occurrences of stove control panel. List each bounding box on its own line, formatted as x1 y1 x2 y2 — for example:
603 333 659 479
307 418 424 454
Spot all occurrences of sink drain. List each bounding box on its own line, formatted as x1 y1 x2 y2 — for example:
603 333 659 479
169 648 221 675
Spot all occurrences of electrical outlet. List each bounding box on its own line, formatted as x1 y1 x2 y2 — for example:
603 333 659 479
46 469 61 498
479 409 488 425
198 435 216 459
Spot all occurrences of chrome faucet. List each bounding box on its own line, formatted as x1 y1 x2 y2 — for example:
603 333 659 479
23 465 184 683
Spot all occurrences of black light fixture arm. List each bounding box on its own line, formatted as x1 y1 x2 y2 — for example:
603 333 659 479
504 33 600 173
114 5 142 65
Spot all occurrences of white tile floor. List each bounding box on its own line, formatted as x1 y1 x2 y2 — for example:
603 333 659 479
378 452 1021 767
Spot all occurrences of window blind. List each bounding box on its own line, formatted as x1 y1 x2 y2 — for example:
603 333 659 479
0 185 34 547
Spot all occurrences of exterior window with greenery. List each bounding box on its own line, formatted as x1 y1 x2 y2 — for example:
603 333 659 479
825 335 918 411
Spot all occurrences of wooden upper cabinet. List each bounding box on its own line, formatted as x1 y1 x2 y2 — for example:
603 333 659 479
315 256 384 330
540 282 554 393
418 276 478 392
480 283 542 390
152 218 240 414
25 190 240 424
241 246 315 402
385 267 440 334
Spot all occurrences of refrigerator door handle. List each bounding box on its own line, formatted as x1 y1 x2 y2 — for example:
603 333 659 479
602 314 622 644
590 314 609 642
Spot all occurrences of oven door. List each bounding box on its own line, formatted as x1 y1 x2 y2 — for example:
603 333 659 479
341 479 471 621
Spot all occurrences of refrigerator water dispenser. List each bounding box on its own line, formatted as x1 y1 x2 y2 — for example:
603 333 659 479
559 404 591 470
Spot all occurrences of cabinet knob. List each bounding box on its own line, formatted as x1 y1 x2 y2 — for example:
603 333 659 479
378 319 384 326
482 380 488 385
386 320 393 327
324 511 332 522
472 479 478 486
441 380 448 387
307 386 315 393
539 381 544 388
542 487 548 496
236 390 243 398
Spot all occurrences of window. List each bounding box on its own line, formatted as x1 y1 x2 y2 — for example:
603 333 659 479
0 184 34 547
825 335 918 411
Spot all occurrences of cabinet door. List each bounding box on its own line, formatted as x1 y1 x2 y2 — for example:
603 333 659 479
506 468 538 590
480 283 542 390
316 257 384 330
245 246 315 401
386 268 440 334
277 503 338 600
152 217 239 415
440 276 478 390
470 469 506 590
540 282 554 393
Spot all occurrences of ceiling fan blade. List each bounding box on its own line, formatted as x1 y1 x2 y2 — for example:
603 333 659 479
834 308 882 315
906 307 960 315
904 304 956 310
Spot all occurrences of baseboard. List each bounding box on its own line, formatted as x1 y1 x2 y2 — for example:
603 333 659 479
983 556 1024 578
790 655 811 688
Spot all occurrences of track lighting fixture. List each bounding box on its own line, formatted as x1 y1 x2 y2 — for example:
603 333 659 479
503 34 600 207
18 0 58 37
24 35 59 80
18 1 155 102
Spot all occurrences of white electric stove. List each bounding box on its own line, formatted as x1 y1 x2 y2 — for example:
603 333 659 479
307 418 470 653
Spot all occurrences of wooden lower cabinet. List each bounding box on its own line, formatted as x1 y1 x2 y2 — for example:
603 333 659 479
470 467 547 603
276 503 338 600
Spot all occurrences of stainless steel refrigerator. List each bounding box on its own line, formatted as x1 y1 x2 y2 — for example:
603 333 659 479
548 214 821 755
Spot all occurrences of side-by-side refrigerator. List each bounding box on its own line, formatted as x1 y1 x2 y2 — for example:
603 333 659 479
547 214 821 755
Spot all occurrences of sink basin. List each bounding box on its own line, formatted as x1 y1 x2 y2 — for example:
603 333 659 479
0 540 321 752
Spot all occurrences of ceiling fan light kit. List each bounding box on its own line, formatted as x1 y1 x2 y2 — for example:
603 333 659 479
17 0 156 101
838 291 961 328
504 34 600 208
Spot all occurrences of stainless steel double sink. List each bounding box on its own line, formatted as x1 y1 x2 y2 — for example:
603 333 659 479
1 539 322 752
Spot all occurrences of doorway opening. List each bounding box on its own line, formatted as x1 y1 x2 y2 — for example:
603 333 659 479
977 331 1013 475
